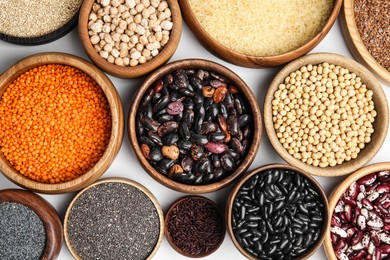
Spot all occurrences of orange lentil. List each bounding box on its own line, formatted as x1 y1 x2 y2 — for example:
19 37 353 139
0 64 112 184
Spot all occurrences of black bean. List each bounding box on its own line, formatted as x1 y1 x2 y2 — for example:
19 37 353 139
208 104 219 120
139 136 156 148
220 103 228 118
203 173 214 183
267 244 277 256
235 98 243 114
157 121 179 137
141 117 159 132
230 138 243 153
227 115 239 135
194 91 204 104
200 122 217 134
247 206 260 214
214 167 226 180
193 104 205 133
191 132 208 145
221 154 235 172
178 140 192 150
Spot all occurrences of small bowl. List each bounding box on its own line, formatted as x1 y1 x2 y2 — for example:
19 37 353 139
324 162 390 259
64 177 164 260
226 164 329 259
0 189 63 259
78 0 182 78
179 0 342 67
128 59 262 194
165 195 225 258
264 53 389 177
0 52 124 194
341 0 390 85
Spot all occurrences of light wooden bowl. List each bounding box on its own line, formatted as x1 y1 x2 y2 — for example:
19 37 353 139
264 53 388 177
0 52 124 194
226 164 329 260
64 177 164 260
79 0 182 78
0 189 63 260
128 59 262 194
164 196 225 258
341 0 390 85
179 0 342 68
324 162 390 259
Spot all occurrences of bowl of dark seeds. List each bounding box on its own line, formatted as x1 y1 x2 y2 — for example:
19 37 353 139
0 189 63 260
64 178 164 260
128 59 262 194
226 164 329 260
165 196 225 257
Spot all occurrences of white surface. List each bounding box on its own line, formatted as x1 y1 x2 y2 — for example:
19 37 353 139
0 16 389 260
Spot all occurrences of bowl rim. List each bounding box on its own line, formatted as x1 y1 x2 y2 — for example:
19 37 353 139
164 195 226 258
0 188 63 259
324 162 390 259
128 58 262 194
226 163 330 260
179 0 342 67
63 177 165 260
264 52 389 177
0 52 124 193
78 0 182 78
341 0 390 85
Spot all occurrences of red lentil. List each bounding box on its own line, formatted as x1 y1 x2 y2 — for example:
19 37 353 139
0 64 111 184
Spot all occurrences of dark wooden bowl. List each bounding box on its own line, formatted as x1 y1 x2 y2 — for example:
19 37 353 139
264 53 389 177
128 59 262 194
63 177 164 260
0 53 124 193
78 0 182 78
324 162 390 259
0 189 63 260
226 164 329 259
179 0 342 68
164 195 226 258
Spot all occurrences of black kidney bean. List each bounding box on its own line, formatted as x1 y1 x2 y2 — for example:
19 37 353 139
231 168 325 260
136 68 253 185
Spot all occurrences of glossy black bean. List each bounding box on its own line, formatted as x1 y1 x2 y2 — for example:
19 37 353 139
159 159 175 171
194 91 204 104
224 92 234 108
153 95 169 112
141 117 159 132
150 147 163 161
282 242 293 254
230 138 243 153
193 104 205 133
213 167 225 180
297 213 310 223
191 132 208 145
178 88 193 97
235 98 243 114
154 164 167 175
148 131 163 146
259 230 268 244
172 172 195 184
208 103 219 120
227 149 240 161
178 140 192 151
267 244 277 256
189 76 202 90
227 115 239 135
243 222 258 229
203 173 214 183
157 114 174 123
247 206 260 214
194 175 203 184
142 88 154 106
221 154 235 172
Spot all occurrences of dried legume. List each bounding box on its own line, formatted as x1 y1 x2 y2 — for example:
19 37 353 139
166 196 225 257
136 69 253 185
231 168 325 259
0 202 46 260
0 64 111 183
331 171 390 259
89 0 173 66
0 0 82 38
272 62 376 167
355 0 390 71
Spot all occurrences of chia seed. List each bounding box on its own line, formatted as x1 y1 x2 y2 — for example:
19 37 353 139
0 202 46 260
66 182 161 260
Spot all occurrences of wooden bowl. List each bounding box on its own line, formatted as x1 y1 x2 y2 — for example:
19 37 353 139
64 177 164 260
78 0 182 78
324 162 390 259
341 0 390 85
128 59 262 194
164 196 225 258
0 189 63 259
264 53 388 177
0 52 124 194
226 164 329 260
179 0 342 68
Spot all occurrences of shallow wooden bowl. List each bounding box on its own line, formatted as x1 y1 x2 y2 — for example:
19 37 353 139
0 189 63 259
179 0 342 68
79 0 182 78
0 52 124 194
164 195 225 258
226 164 329 260
341 0 390 85
64 177 164 260
324 162 390 259
128 59 262 194
264 53 388 177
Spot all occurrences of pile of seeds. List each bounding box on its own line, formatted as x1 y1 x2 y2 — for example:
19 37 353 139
0 64 112 184
272 62 376 167
88 0 173 66
355 0 390 71
66 182 160 260
0 0 82 38
0 202 46 260
166 196 225 257
136 68 253 185
231 168 325 259
331 171 390 260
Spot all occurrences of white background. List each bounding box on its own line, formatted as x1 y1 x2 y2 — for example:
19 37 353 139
0 14 389 260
